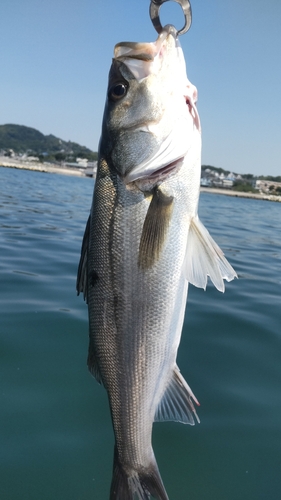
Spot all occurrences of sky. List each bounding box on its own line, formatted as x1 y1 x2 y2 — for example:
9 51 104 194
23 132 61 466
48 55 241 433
1 0 280 177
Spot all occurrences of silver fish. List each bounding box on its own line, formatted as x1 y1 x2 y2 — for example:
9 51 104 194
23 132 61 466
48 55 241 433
77 26 236 500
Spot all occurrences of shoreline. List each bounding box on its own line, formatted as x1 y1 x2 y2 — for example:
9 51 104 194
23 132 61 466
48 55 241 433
0 158 86 177
1 160 281 202
200 187 281 202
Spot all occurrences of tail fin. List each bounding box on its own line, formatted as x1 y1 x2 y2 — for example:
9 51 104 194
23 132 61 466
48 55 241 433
110 446 169 500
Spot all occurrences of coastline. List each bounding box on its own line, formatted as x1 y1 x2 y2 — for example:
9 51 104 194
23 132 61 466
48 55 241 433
200 187 281 202
1 159 281 202
0 157 86 177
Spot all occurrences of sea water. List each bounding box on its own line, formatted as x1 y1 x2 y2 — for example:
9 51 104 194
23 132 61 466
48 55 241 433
0 166 281 500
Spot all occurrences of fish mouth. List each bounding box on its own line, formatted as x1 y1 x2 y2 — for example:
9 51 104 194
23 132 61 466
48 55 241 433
114 28 177 80
115 27 176 62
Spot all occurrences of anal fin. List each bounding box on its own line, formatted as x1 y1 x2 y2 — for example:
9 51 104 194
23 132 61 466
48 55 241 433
154 367 200 425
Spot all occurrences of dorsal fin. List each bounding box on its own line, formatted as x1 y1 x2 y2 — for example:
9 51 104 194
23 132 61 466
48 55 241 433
87 347 103 385
76 214 91 302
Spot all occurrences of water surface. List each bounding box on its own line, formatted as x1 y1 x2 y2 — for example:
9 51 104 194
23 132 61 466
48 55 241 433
1 166 280 499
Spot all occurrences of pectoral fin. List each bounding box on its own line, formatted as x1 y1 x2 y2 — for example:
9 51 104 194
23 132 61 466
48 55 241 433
184 216 237 292
138 188 173 269
154 367 200 425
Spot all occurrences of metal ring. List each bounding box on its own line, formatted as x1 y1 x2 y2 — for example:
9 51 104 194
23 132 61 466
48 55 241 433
149 0 192 36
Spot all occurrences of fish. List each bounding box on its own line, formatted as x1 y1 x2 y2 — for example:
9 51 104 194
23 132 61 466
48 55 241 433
77 25 237 500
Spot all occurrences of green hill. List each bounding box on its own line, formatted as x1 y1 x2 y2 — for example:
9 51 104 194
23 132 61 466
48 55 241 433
0 124 97 161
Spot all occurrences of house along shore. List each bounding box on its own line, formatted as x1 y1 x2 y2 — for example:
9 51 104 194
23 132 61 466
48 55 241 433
1 156 281 203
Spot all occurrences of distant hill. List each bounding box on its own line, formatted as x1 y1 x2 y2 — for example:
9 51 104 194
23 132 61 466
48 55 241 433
0 124 97 161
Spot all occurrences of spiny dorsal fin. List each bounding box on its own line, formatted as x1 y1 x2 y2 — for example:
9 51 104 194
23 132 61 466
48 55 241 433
184 216 237 292
154 367 200 425
76 214 91 302
138 187 174 269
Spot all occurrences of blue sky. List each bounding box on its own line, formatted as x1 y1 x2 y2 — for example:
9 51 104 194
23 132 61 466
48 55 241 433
1 0 280 176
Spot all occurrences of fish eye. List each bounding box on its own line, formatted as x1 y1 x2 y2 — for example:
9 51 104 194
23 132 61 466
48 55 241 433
108 83 128 101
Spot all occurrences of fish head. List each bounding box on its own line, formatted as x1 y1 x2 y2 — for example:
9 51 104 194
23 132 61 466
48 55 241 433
99 27 200 186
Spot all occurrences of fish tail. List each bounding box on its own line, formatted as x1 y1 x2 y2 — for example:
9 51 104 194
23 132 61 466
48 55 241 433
110 445 169 500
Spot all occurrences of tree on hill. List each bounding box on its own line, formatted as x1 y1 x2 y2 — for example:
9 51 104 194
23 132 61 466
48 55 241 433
0 124 97 161
258 175 281 183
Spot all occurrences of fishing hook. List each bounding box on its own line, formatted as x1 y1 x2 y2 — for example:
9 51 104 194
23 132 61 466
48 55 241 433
149 0 192 36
